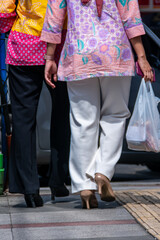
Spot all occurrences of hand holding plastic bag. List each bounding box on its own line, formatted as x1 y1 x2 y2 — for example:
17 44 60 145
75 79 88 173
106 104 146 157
126 78 160 152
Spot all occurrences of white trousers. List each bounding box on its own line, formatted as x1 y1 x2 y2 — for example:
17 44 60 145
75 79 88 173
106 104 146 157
67 76 131 193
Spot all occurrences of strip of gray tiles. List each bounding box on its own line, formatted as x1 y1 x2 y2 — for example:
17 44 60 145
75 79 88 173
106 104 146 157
10 208 134 224
12 224 151 240
7 194 121 213
1 219 136 229
105 237 154 240
54 237 154 240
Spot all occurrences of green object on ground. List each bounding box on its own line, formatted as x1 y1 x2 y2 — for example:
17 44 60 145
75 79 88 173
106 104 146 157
0 169 4 195
0 153 3 169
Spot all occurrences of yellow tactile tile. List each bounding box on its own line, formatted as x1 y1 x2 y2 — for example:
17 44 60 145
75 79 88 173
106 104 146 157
115 189 160 240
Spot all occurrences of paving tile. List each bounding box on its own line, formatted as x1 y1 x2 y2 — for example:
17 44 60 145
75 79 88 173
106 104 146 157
0 195 9 214
0 214 11 225
0 229 13 240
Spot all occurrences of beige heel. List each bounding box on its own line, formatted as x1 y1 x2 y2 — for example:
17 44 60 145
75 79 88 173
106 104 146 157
97 181 103 195
81 195 90 209
80 190 98 209
95 173 115 202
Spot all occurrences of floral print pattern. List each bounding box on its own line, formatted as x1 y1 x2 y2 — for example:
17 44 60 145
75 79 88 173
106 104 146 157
41 0 145 81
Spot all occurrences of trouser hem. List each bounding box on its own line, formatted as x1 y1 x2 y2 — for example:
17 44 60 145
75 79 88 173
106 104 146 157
71 181 97 194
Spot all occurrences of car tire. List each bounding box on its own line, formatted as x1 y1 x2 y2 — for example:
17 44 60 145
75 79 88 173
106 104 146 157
146 163 160 172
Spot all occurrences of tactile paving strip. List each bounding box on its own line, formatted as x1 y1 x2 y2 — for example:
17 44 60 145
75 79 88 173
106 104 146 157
115 189 160 240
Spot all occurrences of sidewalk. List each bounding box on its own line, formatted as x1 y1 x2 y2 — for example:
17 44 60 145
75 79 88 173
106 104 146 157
0 184 159 240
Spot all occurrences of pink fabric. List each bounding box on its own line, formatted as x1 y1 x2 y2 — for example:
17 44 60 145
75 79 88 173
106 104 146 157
81 0 103 17
40 31 62 44
41 0 145 81
126 25 145 39
6 31 47 66
0 12 16 33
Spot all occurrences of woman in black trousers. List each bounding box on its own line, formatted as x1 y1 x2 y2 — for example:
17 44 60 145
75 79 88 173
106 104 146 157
9 65 70 206
1 0 70 207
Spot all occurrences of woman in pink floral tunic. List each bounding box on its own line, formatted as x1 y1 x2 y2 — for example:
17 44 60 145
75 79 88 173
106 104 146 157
41 0 153 209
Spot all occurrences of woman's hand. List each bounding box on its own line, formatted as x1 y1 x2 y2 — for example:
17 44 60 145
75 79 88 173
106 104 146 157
44 60 57 89
138 57 154 82
130 36 154 82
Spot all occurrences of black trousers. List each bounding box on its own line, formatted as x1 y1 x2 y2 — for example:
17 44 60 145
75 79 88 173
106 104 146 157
47 82 70 188
9 65 70 194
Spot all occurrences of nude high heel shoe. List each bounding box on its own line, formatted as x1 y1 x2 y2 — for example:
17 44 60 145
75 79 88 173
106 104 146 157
80 190 98 209
95 173 115 202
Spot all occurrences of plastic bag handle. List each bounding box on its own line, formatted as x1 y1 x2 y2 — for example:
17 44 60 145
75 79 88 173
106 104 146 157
144 78 160 105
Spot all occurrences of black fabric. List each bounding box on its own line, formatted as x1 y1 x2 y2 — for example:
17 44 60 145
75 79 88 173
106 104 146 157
9 65 43 194
8 65 70 194
46 81 70 188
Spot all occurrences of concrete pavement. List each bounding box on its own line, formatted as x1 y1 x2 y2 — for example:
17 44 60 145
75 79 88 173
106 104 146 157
0 184 158 240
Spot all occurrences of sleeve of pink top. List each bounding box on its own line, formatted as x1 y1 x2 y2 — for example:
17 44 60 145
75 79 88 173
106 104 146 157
40 0 67 44
116 0 145 39
0 0 16 33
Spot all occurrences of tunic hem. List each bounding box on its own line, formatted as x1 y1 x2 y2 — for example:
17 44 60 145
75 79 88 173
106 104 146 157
58 70 135 82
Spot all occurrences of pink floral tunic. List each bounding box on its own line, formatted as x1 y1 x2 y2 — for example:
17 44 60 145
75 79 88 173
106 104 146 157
41 0 145 81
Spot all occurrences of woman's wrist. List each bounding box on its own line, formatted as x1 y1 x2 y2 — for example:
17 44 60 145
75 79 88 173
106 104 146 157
46 43 56 59
130 36 147 61
137 55 147 61
44 54 54 61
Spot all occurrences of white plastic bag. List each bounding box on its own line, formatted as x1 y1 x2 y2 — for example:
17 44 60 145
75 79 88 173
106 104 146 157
126 78 160 152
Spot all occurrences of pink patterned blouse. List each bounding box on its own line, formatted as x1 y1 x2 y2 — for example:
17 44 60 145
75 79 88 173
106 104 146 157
0 0 48 66
41 0 145 81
